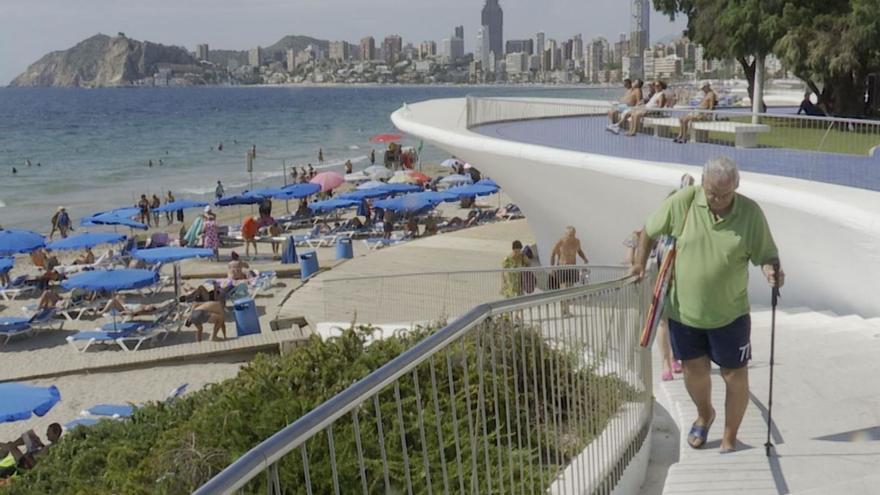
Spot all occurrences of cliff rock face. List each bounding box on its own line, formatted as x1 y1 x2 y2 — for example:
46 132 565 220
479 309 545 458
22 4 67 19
9 34 196 87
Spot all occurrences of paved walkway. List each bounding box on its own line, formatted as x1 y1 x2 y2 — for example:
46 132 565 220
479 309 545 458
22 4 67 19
277 219 536 327
654 308 880 494
475 116 880 192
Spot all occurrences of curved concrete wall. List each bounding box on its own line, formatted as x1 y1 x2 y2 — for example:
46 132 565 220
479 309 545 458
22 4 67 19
393 98 880 317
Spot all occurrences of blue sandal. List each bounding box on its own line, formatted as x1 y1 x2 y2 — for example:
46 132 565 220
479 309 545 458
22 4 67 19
687 411 715 449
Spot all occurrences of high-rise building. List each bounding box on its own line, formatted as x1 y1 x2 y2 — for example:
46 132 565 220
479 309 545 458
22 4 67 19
454 25 464 40
586 38 607 83
535 32 545 69
329 41 350 61
248 47 262 67
544 39 557 71
444 36 464 61
360 37 376 61
505 52 526 74
286 49 296 73
383 35 403 64
419 41 437 59
481 0 503 57
505 39 534 55
630 0 650 76
196 44 209 61
476 26 491 71
573 35 584 63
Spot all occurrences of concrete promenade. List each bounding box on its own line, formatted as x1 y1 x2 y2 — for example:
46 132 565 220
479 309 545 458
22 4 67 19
656 308 880 494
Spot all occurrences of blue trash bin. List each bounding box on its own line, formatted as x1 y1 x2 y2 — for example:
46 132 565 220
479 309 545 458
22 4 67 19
233 297 261 336
281 236 298 264
335 237 353 260
300 252 319 280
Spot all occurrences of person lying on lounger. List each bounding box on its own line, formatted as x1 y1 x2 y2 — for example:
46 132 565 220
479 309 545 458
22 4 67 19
0 423 62 477
72 247 95 265
101 295 175 317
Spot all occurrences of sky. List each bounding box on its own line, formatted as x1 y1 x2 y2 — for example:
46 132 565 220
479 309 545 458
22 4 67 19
0 0 687 84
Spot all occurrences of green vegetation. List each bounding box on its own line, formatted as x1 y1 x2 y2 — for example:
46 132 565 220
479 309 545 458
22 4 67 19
3 320 637 494
702 116 880 154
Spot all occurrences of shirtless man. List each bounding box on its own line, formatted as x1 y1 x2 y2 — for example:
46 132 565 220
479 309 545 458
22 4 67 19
607 79 640 128
551 226 589 285
674 81 717 143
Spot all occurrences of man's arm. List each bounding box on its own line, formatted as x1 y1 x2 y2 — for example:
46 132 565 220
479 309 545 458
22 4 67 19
577 241 588 263
628 230 656 279
550 241 561 266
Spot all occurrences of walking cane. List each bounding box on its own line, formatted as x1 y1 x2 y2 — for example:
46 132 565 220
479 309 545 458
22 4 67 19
764 261 781 457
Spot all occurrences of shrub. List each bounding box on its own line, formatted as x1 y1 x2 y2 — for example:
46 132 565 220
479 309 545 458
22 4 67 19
4 318 635 494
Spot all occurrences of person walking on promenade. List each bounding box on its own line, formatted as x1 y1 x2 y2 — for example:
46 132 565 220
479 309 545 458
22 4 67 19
629 157 784 453
501 240 528 298
551 226 589 315
215 181 224 201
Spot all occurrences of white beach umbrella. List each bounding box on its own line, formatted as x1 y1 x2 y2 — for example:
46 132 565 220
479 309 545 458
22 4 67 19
367 168 393 180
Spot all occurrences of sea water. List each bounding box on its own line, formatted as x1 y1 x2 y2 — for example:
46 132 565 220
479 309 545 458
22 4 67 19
0 85 614 230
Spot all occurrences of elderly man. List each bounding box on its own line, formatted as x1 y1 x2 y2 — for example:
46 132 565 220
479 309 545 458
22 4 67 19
629 157 784 453
674 81 717 143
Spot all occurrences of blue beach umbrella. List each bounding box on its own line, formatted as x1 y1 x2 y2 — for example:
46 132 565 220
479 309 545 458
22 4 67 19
476 178 498 187
215 194 263 206
445 184 500 198
416 190 460 203
62 269 159 292
47 232 126 251
0 229 46 256
281 183 321 196
338 189 394 201
378 183 422 194
133 247 214 264
439 174 473 186
81 207 148 230
357 180 387 190
0 383 61 423
152 200 209 213
373 194 439 215
0 257 13 273
244 188 284 199
308 198 361 214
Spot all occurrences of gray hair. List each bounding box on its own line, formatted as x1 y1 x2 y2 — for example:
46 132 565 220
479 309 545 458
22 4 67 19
702 156 740 187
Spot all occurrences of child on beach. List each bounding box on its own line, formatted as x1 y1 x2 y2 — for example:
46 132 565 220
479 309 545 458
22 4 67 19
241 216 259 258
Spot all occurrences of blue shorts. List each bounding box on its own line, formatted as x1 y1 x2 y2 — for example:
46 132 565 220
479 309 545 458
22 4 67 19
668 314 751 369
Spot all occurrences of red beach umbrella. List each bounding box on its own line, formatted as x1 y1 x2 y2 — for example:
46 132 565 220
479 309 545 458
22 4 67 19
310 171 345 192
370 133 403 143
407 171 432 184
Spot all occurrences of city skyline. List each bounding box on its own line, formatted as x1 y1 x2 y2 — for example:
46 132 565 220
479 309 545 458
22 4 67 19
0 0 686 84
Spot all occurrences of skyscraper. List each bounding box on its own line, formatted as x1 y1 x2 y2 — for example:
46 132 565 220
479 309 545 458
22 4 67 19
196 44 209 61
383 35 403 64
248 47 262 67
454 25 464 40
630 0 650 77
535 32 545 69
481 0 503 57
477 26 490 71
360 37 376 61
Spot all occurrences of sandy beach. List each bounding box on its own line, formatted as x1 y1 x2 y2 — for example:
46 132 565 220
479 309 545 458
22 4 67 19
0 162 524 446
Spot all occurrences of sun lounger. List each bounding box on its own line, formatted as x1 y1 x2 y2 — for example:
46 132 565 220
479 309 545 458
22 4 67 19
1 309 64 345
0 276 36 301
57 290 108 321
66 304 182 352
361 235 408 250
65 383 188 430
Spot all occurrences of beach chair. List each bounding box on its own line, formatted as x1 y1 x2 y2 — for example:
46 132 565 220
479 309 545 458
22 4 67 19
361 235 407 250
0 276 36 301
65 383 188 430
0 308 60 345
66 304 182 352
57 289 107 321
249 271 277 298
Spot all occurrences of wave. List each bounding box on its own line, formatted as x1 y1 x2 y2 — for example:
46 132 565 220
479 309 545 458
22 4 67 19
0 199 5 208
348 145 360 150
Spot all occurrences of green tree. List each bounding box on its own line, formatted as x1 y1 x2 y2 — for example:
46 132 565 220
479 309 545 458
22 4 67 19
775 0 880 116
653 0 787 110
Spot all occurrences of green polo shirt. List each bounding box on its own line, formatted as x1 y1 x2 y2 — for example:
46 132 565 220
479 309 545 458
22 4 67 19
645 186 778 329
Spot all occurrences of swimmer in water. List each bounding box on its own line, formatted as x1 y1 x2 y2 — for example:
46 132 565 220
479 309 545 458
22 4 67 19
12 167 17 174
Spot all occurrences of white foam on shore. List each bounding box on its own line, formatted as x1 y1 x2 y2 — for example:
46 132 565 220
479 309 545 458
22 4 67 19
0 199 6 208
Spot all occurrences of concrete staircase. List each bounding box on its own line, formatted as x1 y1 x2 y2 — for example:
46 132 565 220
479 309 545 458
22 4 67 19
654 308 880 495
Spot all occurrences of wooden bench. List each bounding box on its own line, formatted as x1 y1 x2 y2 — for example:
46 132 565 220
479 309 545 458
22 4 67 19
691 121 771 148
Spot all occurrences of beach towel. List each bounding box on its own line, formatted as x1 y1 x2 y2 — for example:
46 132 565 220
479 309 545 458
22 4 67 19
184 217 204 247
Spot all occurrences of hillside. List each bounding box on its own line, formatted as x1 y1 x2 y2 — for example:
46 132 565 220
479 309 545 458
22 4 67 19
9 34 196 87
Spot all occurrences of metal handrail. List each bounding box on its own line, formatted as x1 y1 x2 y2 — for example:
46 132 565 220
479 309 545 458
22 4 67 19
322 263 623 282
194 274 640 495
